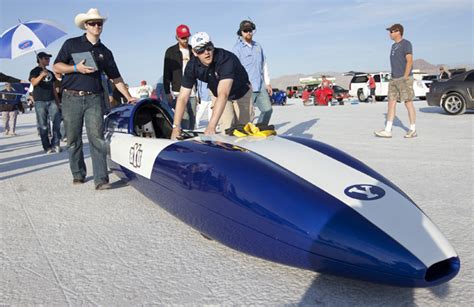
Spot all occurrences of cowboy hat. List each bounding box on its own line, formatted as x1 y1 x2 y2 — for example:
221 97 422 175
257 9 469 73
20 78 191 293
75 8 107 30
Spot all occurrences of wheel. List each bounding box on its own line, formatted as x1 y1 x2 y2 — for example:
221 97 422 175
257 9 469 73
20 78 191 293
357 89 368 102
375 96 386 101
337 98 343 102
418 96 426 100
442 93 466 115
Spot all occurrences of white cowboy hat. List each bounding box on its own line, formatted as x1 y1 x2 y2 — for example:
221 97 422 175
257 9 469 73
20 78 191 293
74 8 107 30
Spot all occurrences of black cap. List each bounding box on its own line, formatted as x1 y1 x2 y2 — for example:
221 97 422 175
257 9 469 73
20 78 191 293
386 23 404 35
37 51 52 59
237 20 256 35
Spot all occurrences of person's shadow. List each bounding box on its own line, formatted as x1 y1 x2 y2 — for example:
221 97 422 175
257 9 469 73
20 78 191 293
280 118 319 139
383 114 409 132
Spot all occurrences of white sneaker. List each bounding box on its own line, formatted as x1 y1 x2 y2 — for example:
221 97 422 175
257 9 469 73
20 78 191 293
404 130 417 138
374 130 392 138
54 145 62 152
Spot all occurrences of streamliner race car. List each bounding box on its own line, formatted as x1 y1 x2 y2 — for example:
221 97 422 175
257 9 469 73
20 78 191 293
104 99 460 287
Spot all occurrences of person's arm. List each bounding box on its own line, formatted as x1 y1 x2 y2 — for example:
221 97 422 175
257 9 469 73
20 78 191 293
112 77 136 103
163 48 174 102
170 86 192 140
54 59 95 75
404 54 413 80
263 62 272 96
30 69 48 86
205 79 233 135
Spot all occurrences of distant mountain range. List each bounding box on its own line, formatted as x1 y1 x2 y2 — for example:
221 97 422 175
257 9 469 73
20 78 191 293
271 59 473 90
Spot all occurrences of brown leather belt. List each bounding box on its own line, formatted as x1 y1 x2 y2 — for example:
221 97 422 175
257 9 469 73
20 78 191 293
63 89 99 96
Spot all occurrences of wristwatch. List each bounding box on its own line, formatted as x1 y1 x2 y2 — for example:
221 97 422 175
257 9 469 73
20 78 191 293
172 124 181 129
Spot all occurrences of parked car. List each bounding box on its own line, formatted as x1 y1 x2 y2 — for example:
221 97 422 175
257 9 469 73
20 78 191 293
347 72 430 102
270 88 287 105
332 85 350 103
426 69 474 115
286 85 303 98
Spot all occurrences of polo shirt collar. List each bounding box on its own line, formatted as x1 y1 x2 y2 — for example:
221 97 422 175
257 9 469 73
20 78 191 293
81 33 101 46
238 37 255 48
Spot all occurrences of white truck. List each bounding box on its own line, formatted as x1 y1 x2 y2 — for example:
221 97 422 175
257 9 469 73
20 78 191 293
347 71 431 102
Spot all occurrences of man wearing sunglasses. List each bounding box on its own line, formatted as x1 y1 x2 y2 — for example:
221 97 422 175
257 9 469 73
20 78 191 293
375 23 417 139
171 32 253 139
163 24 197 129
54 8 135 190
233 20 273 125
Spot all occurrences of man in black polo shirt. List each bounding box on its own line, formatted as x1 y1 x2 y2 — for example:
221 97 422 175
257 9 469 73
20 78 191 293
54 8 135 190
29 52 61 153
171 32 253 139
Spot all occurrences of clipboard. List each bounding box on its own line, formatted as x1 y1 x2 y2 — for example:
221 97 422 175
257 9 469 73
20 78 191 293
72 51 98 70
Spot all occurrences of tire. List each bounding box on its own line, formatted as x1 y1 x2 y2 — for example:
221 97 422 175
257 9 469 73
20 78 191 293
419 96 426 100
357 89 368 102
375 96 386 102
337 98 343 102
442 92 466 115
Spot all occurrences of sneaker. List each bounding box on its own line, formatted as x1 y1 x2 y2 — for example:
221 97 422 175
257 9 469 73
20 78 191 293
404 130 418 138
95 182 112 190
54 145 62 153
45 148 54 154
374 130 392 138
73 178 85 185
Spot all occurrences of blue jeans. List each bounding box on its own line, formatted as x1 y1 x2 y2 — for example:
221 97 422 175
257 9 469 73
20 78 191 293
169 96 197 130
62 92 108 185
252 86 273 125
35 100 61 150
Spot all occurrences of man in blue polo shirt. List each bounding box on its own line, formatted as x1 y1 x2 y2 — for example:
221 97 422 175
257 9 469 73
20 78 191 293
171 32 253 139
233 20 273 125
54 8 135 190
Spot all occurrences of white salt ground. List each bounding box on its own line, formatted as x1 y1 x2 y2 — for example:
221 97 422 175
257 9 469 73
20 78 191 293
1 99 472 305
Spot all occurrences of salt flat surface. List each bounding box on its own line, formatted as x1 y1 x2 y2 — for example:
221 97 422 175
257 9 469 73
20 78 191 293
1 99 473 305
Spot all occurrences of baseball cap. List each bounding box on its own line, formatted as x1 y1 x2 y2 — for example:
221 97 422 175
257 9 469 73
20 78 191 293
190 32 211 49
386 23 404 35
239 20 255 31
37 52 52 59
176 24 190 38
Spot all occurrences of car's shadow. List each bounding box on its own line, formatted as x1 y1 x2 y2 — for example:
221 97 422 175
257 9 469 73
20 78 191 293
419 107 474 115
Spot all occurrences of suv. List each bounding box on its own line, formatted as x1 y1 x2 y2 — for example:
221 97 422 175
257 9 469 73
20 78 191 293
348 72 430 102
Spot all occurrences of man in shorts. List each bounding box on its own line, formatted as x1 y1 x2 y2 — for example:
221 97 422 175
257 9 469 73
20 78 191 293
375 24 417 138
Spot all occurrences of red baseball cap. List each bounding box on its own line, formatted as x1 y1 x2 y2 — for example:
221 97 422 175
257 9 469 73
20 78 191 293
176 24 190 38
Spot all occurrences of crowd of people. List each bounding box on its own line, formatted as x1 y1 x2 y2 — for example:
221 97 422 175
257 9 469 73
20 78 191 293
1 8 424 189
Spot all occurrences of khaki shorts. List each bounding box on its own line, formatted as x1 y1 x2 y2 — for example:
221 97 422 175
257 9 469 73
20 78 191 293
211 88 254 133
388 77 414 102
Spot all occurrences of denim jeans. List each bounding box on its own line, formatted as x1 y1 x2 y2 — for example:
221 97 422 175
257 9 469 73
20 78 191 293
170 96 197 130
35 100 61 150
251 85 273 125
62 91 108 185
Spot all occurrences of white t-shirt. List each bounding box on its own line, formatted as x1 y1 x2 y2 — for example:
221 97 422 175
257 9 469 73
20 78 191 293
179 48 195 97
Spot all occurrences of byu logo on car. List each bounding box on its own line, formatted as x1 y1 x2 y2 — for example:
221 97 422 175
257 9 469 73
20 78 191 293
344 184 385 200
129 143 143 168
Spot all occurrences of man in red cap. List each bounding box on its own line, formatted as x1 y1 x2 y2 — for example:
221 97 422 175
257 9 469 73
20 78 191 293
163 24 197 129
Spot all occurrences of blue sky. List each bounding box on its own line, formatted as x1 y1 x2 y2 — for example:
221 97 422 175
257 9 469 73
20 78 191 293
1 0 472 86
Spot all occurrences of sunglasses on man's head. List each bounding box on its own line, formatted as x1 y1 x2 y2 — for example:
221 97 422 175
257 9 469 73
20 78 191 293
87 21 103 27
194 43 214 55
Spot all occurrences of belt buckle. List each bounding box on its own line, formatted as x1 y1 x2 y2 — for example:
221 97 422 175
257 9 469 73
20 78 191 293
78 91 85 96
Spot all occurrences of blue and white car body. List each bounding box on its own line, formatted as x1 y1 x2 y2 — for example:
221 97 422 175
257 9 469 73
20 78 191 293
105 99 460 287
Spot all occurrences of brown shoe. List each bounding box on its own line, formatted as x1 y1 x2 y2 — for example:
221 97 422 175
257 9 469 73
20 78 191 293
73 178 85 185
95 182 112 190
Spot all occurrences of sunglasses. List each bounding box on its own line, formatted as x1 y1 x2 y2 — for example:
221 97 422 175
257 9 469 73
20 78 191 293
87 21 103 27
194 43 214 55
242 29 253 33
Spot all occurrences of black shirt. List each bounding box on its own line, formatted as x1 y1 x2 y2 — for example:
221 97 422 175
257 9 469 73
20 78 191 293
182 48 250 100
29 67 57 101
54 34 121 93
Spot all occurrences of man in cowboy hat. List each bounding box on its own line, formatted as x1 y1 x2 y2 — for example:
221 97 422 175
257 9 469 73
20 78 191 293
54 8 136 190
